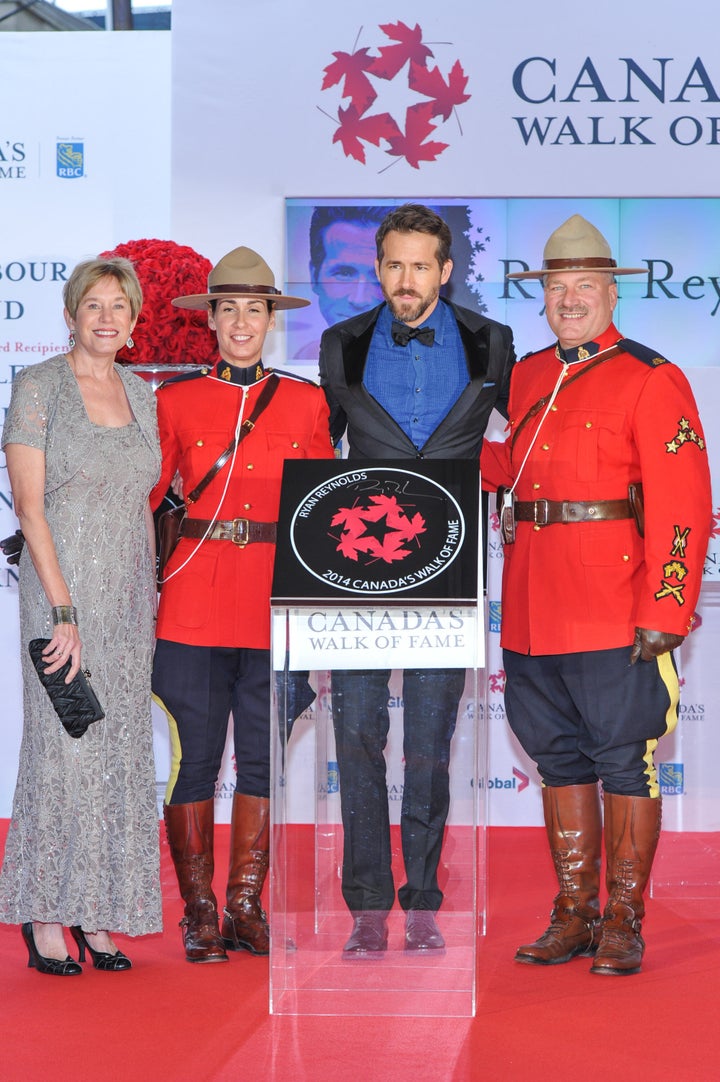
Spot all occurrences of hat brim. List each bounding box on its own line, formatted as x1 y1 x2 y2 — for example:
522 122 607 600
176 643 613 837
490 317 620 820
172 292 310 311
507 266 647 280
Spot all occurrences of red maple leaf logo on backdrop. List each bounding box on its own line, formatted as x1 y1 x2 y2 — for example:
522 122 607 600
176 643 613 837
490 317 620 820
319 21 471 170
329 495 427 565
710 507 720 539
488 670 506 694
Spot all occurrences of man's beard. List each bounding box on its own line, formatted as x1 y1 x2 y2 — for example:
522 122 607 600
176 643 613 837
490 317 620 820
386 286 439 326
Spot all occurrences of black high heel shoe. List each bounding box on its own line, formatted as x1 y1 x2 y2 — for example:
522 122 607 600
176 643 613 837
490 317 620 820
21 922 82 977
70 926 132 971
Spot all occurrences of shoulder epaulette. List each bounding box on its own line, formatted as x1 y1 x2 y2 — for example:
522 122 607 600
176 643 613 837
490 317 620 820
618 339 670 367
156 366 212 391
518 342 556 363
270 367 320 387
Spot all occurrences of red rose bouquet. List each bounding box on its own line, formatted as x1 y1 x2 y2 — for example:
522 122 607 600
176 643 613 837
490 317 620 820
100 238 217 366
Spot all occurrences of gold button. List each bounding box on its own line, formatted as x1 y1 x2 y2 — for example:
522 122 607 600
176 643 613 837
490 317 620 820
622 554 630 562
243 503 251 510
533 524 541 532
196 440 204 447
542 443 549 451
247 463 254 470
585 422 593 429
533 483 540 490
551 405 558 412
292 441 299 448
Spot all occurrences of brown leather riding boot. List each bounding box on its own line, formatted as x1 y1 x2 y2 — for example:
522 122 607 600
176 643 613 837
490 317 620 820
164 799 228 963
590 793 661 976
515 783 602 965
221 793 270 956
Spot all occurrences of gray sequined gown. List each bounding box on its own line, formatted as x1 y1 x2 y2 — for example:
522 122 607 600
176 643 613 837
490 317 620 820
0 355 162 935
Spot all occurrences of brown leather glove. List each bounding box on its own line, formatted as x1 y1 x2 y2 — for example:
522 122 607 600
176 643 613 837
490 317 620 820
630 627 685 664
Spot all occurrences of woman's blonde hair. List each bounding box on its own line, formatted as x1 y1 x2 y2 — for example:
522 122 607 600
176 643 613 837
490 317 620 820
63 256 143 319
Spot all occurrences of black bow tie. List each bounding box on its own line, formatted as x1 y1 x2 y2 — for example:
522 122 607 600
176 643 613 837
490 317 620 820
391 321 435 347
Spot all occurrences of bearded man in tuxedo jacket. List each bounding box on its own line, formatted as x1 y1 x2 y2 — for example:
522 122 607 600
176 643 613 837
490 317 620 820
319 203 515 956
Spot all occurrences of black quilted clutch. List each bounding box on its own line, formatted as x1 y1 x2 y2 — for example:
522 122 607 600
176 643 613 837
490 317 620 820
28 638 105 739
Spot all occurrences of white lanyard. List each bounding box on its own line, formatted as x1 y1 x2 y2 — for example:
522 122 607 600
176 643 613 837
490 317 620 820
506 361 568 498
158 388 248 585
506 342 619 496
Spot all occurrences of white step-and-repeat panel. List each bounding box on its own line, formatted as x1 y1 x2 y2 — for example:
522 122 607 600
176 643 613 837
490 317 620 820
1 3 719 826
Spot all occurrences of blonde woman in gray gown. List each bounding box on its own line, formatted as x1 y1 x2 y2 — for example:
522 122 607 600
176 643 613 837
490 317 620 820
0 257 162 975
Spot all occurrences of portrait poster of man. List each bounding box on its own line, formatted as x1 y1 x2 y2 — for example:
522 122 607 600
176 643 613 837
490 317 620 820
284 198 492 362
285 196 720 369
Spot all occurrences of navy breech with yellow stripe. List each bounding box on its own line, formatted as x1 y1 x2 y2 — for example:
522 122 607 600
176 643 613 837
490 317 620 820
152 639 271 804
503 645 679 797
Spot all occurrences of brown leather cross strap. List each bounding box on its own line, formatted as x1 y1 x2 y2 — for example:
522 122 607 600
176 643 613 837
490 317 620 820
511 345 622 448
514 497 633 526
180 517 276 546
185 374 280 505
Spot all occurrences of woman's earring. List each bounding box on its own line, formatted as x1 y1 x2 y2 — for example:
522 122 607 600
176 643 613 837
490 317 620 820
126 336 135 349
68 332 76 350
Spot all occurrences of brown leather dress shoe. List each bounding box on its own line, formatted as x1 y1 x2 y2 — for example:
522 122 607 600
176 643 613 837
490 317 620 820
404 910 446 952
342 912 388 958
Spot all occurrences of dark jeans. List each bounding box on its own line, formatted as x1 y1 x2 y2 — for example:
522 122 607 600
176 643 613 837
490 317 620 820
331 667 466 912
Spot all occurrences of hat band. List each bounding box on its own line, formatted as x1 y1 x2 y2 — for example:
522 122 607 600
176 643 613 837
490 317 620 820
209 283 281 296
543 257 617 272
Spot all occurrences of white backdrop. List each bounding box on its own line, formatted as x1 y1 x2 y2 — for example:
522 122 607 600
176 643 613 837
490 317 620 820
0 31 171 813
169 0 720 827
1 3 719 827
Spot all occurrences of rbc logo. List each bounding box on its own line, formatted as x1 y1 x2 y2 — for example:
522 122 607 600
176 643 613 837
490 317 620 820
659 762 684 795
56 142 84 178
327 761 339 794
488 600 502 633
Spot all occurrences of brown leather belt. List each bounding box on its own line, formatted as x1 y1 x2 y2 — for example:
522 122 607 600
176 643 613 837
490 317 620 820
180 517 277 546
513 498 633 526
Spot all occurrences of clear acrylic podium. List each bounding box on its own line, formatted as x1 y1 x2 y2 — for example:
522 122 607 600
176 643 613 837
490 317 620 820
268 458 486 1017
270 606 485 1017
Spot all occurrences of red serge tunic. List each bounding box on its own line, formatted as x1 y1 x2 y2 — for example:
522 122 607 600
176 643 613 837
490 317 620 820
150 367 334 649
481 324 712 656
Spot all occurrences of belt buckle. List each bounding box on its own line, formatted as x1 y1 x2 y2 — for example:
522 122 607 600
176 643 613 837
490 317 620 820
533 499 549 526
231 518 249 546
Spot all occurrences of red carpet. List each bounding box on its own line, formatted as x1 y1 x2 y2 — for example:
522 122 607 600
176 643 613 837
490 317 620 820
0 821 718 1082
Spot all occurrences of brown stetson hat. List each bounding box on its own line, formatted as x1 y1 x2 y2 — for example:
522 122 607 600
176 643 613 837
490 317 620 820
172 246 310 310
506 214 647 280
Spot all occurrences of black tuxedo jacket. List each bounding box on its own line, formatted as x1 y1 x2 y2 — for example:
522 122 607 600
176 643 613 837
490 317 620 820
318 299 515 460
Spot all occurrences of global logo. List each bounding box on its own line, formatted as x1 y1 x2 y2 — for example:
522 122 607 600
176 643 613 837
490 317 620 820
320 21 471 170
56 141 84 179
289 467 466 597
474 767 529 791
659 762 684 796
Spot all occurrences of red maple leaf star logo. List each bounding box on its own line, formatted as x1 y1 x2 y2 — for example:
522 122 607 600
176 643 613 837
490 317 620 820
319 21 471 170
489 670 506 694
329 495 426 565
